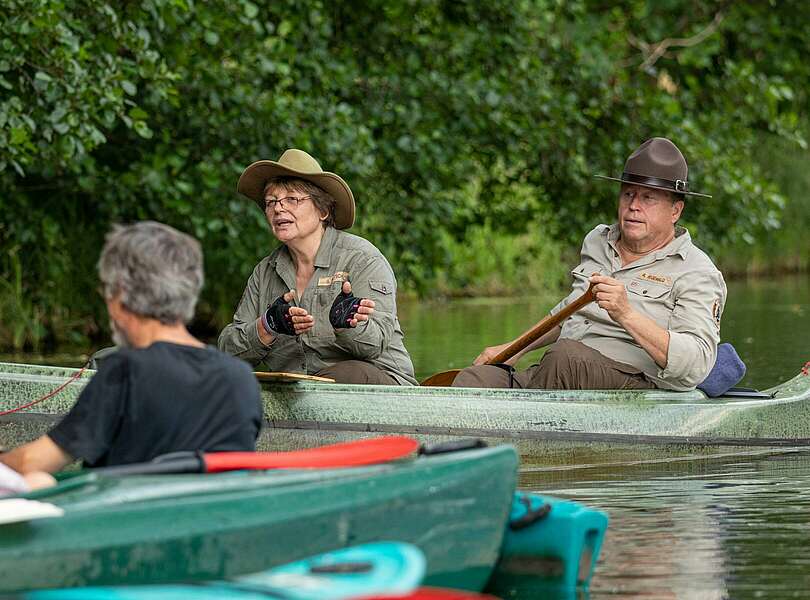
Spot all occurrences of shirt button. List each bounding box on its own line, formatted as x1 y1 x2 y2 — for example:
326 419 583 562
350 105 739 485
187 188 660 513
584 320 590 325
643 290 648 295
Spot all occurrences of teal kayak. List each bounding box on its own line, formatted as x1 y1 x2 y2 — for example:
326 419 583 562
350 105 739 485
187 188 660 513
0 444 517 593
489 492 608 594
24 542 425 599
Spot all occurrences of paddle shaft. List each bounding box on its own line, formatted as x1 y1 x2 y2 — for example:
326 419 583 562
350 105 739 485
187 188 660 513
487 283 596 365
420 284 596 386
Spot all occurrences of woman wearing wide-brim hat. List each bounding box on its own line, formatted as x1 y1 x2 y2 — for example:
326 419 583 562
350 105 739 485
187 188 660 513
218 149 416 385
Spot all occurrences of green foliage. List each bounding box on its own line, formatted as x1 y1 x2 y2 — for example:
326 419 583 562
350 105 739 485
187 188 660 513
1 0 808 349
434 223 569 298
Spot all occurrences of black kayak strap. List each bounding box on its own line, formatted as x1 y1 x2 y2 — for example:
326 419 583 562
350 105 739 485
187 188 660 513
92 451 204 477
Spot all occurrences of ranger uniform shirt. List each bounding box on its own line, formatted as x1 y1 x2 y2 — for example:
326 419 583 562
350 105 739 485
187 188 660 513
218 227 417 385
550 224 726 391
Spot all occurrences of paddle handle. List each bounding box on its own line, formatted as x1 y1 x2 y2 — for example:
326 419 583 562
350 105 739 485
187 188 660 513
487 283 596 365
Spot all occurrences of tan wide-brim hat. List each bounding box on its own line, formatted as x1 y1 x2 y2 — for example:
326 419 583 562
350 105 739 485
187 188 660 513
595 137 711 198
237 149 355 229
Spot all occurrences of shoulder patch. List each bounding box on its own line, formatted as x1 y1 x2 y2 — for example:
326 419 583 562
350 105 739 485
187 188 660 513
711 299 722 328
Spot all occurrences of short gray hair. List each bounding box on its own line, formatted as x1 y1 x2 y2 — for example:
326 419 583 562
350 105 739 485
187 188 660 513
98 221 204 324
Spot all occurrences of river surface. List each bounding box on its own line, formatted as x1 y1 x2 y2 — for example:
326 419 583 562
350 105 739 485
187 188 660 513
2 275 809 598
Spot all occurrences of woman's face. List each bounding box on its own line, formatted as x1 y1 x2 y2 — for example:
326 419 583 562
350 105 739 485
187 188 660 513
264 184 327 244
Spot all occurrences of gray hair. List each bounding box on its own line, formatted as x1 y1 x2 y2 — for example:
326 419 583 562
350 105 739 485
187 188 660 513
98 221 204 324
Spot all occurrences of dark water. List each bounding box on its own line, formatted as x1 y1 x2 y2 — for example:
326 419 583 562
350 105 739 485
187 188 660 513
3 275 809 598
523 449 810 599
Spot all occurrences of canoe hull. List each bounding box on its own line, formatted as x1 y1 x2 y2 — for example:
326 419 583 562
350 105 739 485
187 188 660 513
2 362 810 465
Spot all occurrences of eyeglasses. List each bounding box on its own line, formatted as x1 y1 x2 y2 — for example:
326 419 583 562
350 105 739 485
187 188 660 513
264 195 312 211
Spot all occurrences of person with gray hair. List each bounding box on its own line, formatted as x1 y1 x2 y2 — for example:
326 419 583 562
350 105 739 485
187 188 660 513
0 221 262 474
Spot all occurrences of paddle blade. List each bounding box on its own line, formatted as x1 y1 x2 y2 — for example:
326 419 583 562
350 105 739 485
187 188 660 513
203 436 419 472
420 369 461 387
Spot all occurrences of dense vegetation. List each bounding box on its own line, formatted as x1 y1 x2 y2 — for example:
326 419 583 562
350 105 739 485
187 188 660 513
1 0 808 349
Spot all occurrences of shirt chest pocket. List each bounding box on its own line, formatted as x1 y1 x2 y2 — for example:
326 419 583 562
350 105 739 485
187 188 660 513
626 279 673 319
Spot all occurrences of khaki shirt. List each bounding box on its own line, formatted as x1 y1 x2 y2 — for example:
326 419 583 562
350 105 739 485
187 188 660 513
551 224 726 391
218 227 417 385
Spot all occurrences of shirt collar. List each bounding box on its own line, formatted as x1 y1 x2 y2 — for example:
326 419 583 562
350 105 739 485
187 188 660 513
314 226 337 268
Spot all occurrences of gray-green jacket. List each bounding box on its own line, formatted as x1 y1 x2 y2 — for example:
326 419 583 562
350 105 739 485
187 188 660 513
218 227 417 385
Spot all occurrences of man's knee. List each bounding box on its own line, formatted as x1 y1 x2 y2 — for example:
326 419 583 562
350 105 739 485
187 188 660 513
541 339 583 365
452 365 512 388
527 339 588 389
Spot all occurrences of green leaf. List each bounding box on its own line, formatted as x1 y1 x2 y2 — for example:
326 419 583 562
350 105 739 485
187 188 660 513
121 80 137 95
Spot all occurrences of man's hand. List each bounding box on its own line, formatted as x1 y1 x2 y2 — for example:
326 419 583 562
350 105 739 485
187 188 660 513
330 281 375 329
473 342 512 366
590 274 634 324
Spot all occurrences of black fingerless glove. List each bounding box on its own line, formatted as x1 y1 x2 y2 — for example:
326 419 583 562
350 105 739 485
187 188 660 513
329 290 361 329
262 296 295 336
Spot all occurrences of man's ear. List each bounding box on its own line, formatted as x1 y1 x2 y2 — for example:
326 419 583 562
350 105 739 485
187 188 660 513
671 199 685 223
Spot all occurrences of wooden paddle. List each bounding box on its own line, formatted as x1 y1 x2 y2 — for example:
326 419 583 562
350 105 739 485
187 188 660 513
421 283 596 386
254 371 335 383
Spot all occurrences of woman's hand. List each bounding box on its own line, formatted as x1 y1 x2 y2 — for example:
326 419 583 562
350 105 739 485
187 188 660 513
330 281 375 328
284 290 315 335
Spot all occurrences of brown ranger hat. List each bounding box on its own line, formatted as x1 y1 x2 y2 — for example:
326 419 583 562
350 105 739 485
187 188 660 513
237 149 356 229
595 137 711 198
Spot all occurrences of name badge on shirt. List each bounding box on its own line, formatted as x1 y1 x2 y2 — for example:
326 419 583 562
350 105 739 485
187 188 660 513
317 271 350 286
638 272 672 286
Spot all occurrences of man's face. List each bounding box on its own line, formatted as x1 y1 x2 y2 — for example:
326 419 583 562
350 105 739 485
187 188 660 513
105 296 133 349
617 184 684 251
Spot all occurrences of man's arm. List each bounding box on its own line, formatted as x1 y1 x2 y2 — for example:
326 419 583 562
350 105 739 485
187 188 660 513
591 271 725 387
0 435 73 474
590 274 669 367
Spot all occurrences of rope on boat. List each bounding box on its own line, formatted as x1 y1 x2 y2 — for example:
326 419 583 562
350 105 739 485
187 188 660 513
0 362 90 417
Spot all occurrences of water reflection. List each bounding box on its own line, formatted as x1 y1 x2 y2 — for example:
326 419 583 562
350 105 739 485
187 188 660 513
524 450 810 599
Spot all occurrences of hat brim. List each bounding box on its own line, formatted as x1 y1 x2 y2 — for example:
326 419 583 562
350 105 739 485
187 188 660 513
595 174 712 198
238 161 356 229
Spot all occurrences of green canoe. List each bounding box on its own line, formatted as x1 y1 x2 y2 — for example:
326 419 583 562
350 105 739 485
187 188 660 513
2 361 810 464
0 445 517 593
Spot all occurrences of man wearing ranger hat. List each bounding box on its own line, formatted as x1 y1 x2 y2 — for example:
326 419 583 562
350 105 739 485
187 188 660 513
454 137 727 391
218 149 416 385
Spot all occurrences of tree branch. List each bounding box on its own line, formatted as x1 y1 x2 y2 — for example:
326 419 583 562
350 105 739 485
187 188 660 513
634 10 726 71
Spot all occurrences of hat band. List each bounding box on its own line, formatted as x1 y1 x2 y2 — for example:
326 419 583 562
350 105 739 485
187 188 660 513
622 172 688 193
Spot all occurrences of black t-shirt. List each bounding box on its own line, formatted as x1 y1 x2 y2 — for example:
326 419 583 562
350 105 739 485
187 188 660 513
49 342 262 468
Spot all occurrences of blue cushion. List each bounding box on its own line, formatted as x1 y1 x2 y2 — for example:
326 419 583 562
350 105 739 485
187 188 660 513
697 343 746 397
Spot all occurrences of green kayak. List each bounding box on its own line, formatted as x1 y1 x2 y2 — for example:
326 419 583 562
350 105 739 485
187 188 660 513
0 445 517 593
2 361 810 464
